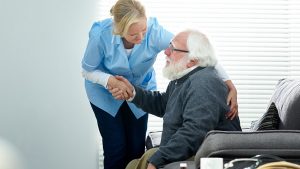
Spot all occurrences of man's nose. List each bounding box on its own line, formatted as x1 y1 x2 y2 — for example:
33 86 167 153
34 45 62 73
164 48 171 56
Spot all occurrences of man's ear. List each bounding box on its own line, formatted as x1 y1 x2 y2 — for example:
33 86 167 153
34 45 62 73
187 59 198 68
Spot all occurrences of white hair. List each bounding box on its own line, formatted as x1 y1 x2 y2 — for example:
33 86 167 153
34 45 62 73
186 30 217 67
162 56 190 80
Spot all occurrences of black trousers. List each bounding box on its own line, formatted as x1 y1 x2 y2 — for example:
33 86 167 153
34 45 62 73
90 102 148 169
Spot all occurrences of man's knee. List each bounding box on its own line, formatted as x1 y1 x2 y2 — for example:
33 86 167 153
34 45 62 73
126 148 158 169
126 159 140 169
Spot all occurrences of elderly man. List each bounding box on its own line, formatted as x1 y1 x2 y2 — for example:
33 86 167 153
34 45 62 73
111 29 242 169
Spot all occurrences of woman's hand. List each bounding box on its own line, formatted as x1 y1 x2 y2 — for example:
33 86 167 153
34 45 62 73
107 76 133 100
225 80 238 120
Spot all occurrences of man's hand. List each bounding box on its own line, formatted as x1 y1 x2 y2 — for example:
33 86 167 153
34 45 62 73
107 76 133 100
225 80 238 120
115 75 133 90
147 163 157 169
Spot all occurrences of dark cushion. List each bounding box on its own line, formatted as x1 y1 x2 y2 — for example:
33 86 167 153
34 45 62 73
251 102 280 131
270 79 300 129
195 130 300 169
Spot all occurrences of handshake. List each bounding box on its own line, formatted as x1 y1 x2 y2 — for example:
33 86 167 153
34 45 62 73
107 76 134 100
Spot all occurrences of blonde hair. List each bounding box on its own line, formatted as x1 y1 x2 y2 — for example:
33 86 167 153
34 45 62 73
110 0 146 37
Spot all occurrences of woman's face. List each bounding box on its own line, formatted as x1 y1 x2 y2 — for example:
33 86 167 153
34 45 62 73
123 18 147 44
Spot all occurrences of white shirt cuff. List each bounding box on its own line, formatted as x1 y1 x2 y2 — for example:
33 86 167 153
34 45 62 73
127 87 136 102
82 69 111 88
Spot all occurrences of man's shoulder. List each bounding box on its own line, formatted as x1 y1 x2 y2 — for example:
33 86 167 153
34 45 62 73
186 67 226 91
191 67 220 82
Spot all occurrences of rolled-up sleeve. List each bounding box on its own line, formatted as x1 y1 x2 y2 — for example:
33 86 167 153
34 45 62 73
82 23 103 71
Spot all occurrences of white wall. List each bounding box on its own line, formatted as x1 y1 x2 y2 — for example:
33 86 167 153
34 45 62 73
0 0 100 169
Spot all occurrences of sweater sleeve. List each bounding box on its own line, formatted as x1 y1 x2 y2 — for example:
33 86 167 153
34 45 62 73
131 85 169 117
148 79 224 167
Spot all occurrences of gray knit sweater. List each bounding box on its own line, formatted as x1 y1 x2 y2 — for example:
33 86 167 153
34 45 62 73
132 66 242 168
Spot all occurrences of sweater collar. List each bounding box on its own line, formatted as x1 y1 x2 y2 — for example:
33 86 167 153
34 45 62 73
174 66 206 84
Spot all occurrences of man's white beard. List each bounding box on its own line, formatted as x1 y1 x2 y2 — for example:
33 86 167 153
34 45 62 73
162 57 194 80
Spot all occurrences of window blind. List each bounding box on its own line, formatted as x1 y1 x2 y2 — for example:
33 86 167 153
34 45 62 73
290 0 300 79
96 0 300 167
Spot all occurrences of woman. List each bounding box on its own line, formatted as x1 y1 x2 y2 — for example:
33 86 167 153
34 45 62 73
81 0 238 168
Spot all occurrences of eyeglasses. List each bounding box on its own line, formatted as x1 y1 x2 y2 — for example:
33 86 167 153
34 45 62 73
168 42 189 53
